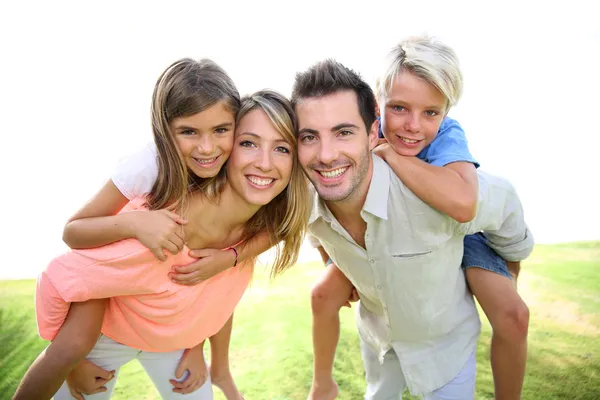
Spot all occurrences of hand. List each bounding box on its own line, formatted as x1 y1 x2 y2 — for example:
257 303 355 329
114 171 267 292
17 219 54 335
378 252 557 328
373 138 395 160
343 287 360 308
170 248 236 286
66 359 115 400
170 345 209 394
129 210 187 261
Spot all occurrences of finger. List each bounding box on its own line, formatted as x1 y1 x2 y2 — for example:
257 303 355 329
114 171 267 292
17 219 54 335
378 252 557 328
151 247 167 261
169 235 185 252
68 387 84 400
175 361 186 380
163 241 180 256
377 137 388 145
170 271 202 286
343 301 351 308
187 248 212 258
89 386 108 394
162 210 188 225
172 377 197 394
91 366 115 381
172 258 205 274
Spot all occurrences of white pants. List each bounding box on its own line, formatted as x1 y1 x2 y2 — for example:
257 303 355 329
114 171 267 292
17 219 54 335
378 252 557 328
361 340 476 400
55 335 213 399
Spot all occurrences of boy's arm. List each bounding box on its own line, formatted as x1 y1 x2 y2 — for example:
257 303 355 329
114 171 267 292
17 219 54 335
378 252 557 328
377 148 478 223
456 172 534 262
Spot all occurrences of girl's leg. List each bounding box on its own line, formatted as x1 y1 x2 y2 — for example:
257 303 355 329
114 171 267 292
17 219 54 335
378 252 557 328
54 335 138 400
14 299 107 400
463 233 529 400
208 316 243 400
308 264 355 400
139 349 213 400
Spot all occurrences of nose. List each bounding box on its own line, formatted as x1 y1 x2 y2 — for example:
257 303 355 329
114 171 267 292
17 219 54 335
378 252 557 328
403 112 421 133
196 134 215 155
254 147 274 171
317 136 339 166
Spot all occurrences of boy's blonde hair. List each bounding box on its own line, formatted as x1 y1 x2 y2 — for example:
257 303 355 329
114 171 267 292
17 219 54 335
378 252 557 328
148 58 240 212
377 36 463 110
230 90 311 278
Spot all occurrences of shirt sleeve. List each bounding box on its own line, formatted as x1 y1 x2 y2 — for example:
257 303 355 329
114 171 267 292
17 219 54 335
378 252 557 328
306 233 322 248
454 171 534 261
111 142 159 200
420 117 479 168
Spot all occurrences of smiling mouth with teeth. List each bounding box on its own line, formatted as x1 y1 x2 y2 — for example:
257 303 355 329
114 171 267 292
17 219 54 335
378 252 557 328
318 167 347 178
194 156 218 164
247 176 274 187
398 136 422 144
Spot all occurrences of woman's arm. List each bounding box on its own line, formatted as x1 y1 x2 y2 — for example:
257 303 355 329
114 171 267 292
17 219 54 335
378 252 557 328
171 231 273 285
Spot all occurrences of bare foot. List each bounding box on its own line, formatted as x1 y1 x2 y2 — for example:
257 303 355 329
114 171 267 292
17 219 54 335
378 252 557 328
308 379 339 400
210 368 243 400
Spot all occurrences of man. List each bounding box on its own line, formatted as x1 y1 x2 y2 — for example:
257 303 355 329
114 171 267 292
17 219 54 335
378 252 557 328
291 60 533 399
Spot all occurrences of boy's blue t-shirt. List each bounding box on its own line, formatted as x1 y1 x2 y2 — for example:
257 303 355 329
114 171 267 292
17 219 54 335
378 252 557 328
378 116 479 168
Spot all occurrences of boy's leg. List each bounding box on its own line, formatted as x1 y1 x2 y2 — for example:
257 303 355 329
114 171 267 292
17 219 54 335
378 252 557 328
308 264 355 400
13 299 107 400
423 351 476 400
139 349 213 400
208 315 243 400
54 334 138 399
463 233 529 400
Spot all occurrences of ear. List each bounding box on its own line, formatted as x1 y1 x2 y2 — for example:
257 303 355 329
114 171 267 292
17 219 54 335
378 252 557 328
375 101 381 117
368 119 379 151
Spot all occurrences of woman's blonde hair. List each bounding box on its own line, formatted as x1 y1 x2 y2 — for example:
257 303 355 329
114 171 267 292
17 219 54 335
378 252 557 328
148 58 240 211
377 36 463 110
233 90 311 278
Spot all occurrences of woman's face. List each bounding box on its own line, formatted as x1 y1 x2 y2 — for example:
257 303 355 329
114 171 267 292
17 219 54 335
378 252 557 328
227 109 293 206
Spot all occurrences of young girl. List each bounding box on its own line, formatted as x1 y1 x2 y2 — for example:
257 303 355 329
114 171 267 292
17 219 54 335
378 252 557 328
308 37 530 400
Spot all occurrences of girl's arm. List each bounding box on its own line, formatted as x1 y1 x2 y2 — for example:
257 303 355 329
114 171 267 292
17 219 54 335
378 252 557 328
171 231 273 285
375 147 478 223
63 180 187 261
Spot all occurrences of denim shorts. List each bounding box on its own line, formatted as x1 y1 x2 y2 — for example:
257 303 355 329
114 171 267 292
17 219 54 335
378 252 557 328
462 232 511 279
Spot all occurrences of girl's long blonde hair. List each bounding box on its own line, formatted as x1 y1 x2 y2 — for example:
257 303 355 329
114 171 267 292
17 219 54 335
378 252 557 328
231 90 311 277
147 58 240 212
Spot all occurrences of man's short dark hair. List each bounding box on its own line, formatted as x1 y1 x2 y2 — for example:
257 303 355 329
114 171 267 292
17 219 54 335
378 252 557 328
291 59 377 134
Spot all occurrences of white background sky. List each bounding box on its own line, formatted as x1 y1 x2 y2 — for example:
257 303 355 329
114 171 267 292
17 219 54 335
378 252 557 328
1 0 598 279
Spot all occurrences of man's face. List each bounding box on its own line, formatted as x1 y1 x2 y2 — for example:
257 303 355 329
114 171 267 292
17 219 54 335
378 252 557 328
379 70 447 156
296 90 378 202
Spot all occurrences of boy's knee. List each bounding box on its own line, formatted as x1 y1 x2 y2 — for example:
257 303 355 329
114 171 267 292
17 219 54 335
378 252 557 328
492 300 530 341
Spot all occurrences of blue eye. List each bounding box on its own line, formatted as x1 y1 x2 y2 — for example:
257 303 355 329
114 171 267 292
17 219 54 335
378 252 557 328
391 105 405 112
425 110 439 117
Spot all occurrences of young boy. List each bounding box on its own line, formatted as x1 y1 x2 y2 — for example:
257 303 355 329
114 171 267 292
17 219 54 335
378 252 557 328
308 36 530 400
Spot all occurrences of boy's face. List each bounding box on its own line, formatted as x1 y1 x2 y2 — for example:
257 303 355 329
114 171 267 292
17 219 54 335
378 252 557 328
379 70 447 156
296 90 378 203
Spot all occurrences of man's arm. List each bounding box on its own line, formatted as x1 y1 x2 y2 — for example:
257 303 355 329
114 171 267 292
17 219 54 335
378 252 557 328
456 172 534 262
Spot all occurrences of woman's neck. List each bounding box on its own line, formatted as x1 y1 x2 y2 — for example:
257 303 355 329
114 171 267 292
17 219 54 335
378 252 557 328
183 183 262 249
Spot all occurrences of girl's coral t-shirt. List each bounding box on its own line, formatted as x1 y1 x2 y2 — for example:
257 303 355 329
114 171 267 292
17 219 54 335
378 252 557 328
36 199 253 352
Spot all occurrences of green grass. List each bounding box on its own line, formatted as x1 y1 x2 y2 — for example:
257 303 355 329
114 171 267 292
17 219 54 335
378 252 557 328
1 242 599 399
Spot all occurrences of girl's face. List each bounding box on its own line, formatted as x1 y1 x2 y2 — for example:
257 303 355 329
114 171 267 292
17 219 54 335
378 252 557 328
227 109 293 206
169 101 236 178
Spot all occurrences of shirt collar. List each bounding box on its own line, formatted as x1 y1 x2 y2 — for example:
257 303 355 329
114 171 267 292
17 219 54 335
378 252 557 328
308 154 390 225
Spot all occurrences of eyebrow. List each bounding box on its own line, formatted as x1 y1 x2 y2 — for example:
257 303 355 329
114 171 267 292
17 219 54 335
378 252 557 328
239 131 290 144
174 122 234 130
387 100 443 112
298 123 360 136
